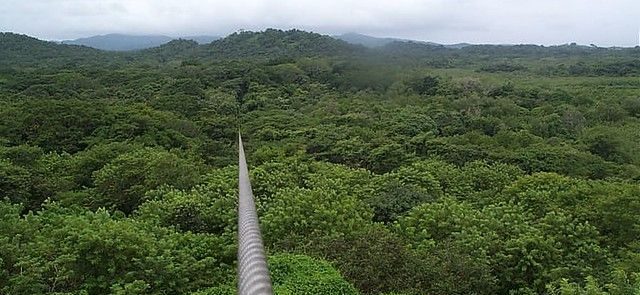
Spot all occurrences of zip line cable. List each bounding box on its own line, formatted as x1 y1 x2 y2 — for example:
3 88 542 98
237 133 273 295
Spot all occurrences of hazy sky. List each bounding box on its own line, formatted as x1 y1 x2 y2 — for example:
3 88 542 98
1 0 639 46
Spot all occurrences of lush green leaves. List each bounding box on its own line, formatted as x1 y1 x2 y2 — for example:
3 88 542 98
2 29 640 295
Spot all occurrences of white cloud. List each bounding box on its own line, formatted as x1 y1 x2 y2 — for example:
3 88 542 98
1 0 638 46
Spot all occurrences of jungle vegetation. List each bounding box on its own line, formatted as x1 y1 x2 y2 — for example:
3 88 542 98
1 29 640 294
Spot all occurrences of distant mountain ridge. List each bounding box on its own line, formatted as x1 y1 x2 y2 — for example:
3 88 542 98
53 32 607 52
333 32 471 49
1 30 361 65
2 29 631 69
63 32 469 52
61 34 220 51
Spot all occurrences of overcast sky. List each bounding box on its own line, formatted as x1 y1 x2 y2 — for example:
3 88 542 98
1 0 639 46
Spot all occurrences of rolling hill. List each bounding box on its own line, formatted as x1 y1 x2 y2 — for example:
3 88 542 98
333 32 471 48
61 33 220 51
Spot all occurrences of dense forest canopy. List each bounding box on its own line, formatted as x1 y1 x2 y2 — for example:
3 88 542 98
1 29 640 294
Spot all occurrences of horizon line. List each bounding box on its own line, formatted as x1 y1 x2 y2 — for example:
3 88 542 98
3 29 639 49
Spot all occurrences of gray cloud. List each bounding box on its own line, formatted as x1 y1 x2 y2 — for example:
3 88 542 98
1 0 638 46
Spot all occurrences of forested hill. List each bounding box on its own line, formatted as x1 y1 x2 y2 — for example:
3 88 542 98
4 29 638 76
0 32 97 57
202 29 363 58
62 34 220 51
136 29 362 62
1 29 640 294
62 34 175 51
0 32 123 68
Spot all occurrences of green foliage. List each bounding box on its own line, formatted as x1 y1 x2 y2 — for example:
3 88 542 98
305 224 416 294
408 75 440 95
0 145 74 210
547 271 640 295
2 29 640 295
0 201 232 294
397 198 485 247
503 173 640 249
368 178 437 222
66 142 139 189
581 125 639 165
397 198 610 293
269 254 358 295
0 158 32 204
479 63 528 73
136 166 237 239
193 254 358 295
90 148 204 213
262 186 373 250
